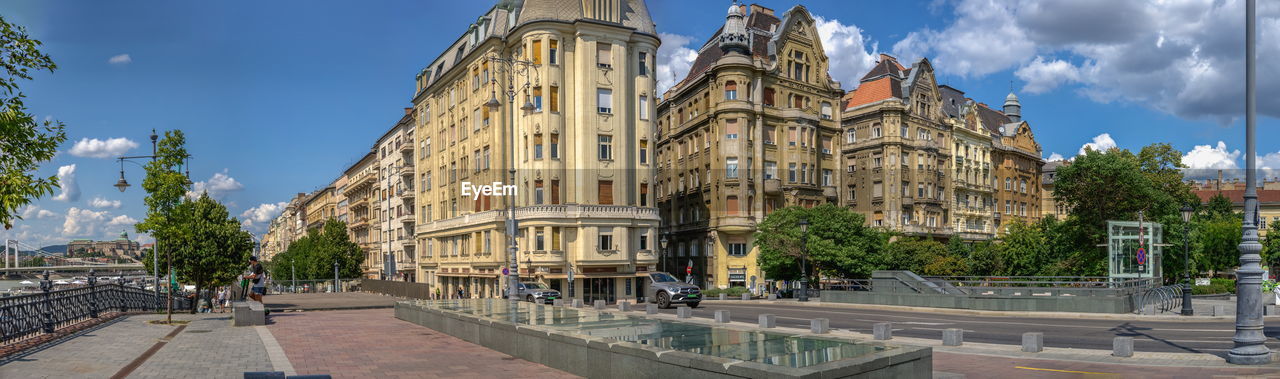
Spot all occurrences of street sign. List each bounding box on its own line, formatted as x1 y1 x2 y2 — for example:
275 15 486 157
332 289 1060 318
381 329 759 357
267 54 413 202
1136 247 1147 265
501 267 509 276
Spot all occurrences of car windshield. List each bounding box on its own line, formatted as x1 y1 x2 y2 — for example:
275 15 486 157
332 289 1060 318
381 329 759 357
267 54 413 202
650 273 678 283
522 283 548 289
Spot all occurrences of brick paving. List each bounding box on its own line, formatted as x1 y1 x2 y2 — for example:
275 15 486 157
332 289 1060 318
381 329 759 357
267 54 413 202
264 292 397 312
267 308 578 378
131 314 273 378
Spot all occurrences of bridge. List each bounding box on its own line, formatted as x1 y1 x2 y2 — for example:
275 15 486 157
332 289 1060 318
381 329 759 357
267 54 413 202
0 263 147 274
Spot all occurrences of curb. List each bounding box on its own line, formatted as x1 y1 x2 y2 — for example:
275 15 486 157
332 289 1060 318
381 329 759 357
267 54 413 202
266 305 395 312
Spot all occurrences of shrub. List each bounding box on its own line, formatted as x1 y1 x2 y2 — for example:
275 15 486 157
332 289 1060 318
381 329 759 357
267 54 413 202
1192 283 1229 295
1210 278 1236 294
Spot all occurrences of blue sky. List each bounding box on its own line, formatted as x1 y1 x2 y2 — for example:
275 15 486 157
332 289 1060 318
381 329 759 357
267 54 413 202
4 0 1278 249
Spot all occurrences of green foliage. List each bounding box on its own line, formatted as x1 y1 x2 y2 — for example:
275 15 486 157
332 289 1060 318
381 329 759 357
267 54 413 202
169 194 254 289
1210 278 1237 294
135 130 191 278
0 16 66 229
1192 283 1230 295
754 204 888 281
964 241 1002 276
1200 215 1243 275
1264 221 1280 267
701 286 749 297
883 238 963 276
267 218 363 279
1202 193 1236 220
25 256 45 266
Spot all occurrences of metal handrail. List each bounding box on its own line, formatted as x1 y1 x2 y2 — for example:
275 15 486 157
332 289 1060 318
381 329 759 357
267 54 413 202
1 274 190 346
1134 285 1184 314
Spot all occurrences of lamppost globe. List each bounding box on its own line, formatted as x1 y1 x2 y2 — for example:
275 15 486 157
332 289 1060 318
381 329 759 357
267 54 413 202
797 218 810 302
520 99 536 112
798 219 809 233
660 236 668 249
1181 205 1194 223
484 92 501 111
114 177 130 192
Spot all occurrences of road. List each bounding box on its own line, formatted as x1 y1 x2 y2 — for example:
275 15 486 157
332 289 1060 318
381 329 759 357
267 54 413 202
648 302 1280 354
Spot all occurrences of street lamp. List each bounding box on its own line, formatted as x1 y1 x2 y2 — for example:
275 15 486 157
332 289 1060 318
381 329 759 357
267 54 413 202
114 129 192 322
660 236 669 273
1181 204 1194 316
797 218 810 302
484 53 538 302
1230 0 1270 364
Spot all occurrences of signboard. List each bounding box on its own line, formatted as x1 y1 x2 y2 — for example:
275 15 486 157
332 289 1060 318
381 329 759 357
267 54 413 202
1107 221 1163 279
1195 278 1211 286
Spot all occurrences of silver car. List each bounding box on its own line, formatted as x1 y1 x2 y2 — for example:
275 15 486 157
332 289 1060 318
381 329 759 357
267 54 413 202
644 272 701 309
516 282 561 304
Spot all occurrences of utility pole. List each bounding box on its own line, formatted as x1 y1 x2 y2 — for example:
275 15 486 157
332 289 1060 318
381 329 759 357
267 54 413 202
1229 0 1270 365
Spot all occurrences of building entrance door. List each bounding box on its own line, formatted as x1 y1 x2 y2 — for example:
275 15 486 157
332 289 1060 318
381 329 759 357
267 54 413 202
584 278 616 304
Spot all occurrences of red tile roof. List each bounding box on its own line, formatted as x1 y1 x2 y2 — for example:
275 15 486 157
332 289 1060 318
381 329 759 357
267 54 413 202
1194 189 1280 204
844 76 899 109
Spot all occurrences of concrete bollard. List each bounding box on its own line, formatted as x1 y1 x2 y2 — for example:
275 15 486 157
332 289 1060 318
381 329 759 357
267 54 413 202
1212 305 1226 316
759 314 777 328
943 329 963 346
594 300 606 310
677 306 692 319
1267 305 1277 316
715 310 731 323
572 299 583 308
741 293 751 301
767 294 778 301
719 293 727 301
1113 336 1134 357
618 302 632 311
553 299 564 307
1022 332 1044 353
873 322 892 340
810 318 830 334
646 303 658 315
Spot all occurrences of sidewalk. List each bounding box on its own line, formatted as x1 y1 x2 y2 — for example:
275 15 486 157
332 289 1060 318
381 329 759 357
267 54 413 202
264 292 398 312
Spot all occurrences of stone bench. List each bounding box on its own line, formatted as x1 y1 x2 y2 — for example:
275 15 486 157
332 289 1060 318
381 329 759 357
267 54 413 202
233 300 267 326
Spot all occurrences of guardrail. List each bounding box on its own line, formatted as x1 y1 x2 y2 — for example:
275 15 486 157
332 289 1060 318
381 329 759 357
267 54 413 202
1 271 191 347
266 279 362 295
827 275 1159 297
362 279 433 299
820 272 1163 313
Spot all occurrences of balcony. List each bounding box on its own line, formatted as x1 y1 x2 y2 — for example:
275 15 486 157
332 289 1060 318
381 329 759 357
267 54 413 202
902 197 914 206
349 217 369 229
529 250 566 265
635 249 658 264
823 186 838 199
900 224 953 236
399 141 414 154
764 179 781 195
398 188 415 200
716 215 755 233
399 165 414 177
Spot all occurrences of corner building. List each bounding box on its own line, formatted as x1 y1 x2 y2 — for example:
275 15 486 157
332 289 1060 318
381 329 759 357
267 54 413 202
656 3 843 290
413 0 660 303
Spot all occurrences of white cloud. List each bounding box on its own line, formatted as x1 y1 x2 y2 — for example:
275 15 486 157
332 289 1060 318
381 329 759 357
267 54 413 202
50 164 80 202
20 205 39 219
68 137 138 158
107 215 138 227
89 196 122 209
893 0 1280 121
36 210 57 219
107 54 132 65
1078 133 1117 155
1015 56 1081 94
63 207 108 236
656 32 699 97
813 16 880 90
187 169 245 200
1046 153 1064 162
1182 141 1241 170
239 202 288 233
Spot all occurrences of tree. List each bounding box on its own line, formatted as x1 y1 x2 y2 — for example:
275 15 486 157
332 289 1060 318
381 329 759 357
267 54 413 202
754 204 887 283
168 194 254 314
965 241 1003 276
134 130 190 322
997 219 1051 276
0 16 66 229
1202 193 1236 220
1262 221 1280 268
266 218 361 280
1200 214 1243 276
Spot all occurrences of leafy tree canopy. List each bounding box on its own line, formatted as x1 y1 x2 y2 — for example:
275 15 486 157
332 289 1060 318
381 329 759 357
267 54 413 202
0 15 66 229
754 204 887 281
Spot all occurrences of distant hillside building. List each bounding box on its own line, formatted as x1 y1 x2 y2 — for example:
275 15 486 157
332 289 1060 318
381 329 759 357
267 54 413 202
67 231 141 258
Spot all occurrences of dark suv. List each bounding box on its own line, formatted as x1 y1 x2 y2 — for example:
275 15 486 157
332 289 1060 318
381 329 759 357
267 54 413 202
643 272 701 309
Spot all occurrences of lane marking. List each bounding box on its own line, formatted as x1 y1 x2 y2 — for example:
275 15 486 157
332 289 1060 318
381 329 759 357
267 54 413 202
1015 366 1116 375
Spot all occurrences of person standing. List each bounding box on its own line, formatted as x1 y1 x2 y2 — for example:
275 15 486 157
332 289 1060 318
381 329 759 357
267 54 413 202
216 287 227 313
247 256 266 303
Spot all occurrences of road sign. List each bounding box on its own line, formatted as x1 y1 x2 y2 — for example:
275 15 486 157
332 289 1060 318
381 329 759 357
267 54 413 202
1136 247 1147 265
501 267 509 276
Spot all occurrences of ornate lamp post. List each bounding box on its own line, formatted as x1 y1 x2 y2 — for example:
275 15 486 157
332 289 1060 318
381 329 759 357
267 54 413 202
797 218 810 302
660 235 669 273
1181 204 1194 316
483 53 537 302
1230 0 1270 364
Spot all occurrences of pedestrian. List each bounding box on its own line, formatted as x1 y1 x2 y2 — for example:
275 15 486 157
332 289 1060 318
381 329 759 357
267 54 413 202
456 288 463 299
216 287 227 313
246 256 266 303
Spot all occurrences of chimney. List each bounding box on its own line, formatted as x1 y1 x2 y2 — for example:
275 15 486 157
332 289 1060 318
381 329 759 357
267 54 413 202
749 4 773 16
1217 169 1223 191
405 107 413 116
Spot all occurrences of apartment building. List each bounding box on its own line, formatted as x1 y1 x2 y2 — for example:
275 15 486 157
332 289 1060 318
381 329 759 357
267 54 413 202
343 152 379 278
655 3 842 290
940 85 995 240
303 185 338 232
972 94 1044 231
841 54 953 238
1041 160 1067 220
412 0 660 303
261 192 307 262
377 109 417 282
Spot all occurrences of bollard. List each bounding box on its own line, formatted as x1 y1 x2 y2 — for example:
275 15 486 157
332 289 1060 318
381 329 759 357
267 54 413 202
810 318 830 334
873 322 892 340
677 306 692 318
88 269 99 318
572 299 583 308
594 300 606 310
553 299 564 307
719 293 727 301
1113 336 1134 357
1022 332 1044 353
767 294 778 301
646 303 658 315
40 270 54 333
741 293 751 301
943 328 963 346
1212 305 1226 316
619 302 632 312
759 314 777 328
715 310 731 323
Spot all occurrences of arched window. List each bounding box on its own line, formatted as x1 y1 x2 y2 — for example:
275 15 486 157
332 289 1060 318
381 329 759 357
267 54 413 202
724 81 738 100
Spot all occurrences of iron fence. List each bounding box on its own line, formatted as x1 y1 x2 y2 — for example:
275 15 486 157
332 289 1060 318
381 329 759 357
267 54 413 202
268 279 363 295
822 276 1160 297
0 271 190 347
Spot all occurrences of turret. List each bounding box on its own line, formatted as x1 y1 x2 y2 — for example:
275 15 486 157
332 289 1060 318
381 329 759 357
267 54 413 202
718 0 749 54
1003 92 1021 123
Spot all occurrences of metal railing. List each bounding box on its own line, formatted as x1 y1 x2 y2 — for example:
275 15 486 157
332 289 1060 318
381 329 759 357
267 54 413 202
362 279 433 299
2 271 191 346
823 275 1160 298
266 279 362 295
1134 285 1185 314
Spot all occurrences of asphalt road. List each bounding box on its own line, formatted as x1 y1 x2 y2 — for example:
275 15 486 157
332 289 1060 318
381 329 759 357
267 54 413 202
648 302 1280 354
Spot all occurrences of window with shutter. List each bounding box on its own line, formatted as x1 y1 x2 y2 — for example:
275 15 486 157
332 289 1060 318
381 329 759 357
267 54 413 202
598 180 613 204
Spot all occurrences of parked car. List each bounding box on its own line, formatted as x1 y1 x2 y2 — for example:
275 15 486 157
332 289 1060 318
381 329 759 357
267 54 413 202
644 272 701 309
516 282 561 304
